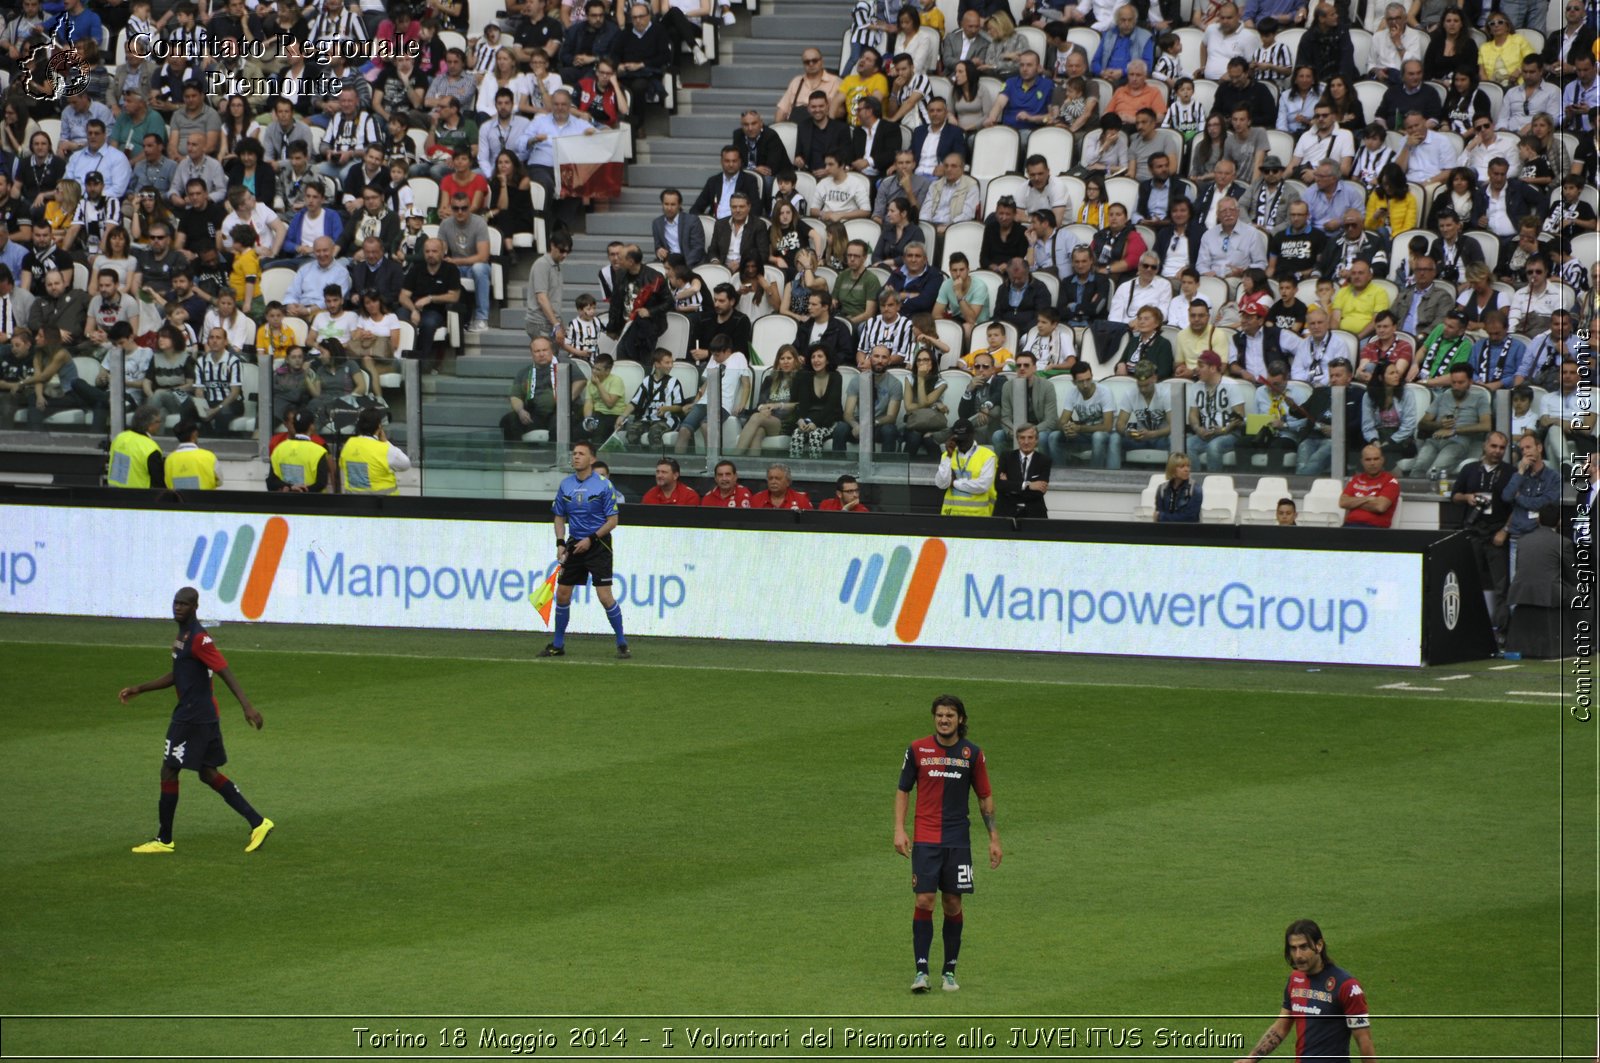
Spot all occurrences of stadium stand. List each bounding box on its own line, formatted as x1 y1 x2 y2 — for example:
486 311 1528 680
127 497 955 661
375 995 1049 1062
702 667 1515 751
0 0 1592 524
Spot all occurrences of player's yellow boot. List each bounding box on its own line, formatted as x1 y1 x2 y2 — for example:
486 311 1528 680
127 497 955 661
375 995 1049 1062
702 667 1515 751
245 818 275 853
131 839 175 854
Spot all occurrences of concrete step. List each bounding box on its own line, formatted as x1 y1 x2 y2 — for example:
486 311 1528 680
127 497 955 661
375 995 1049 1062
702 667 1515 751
636 136 728 159
665 115 755 140
745 13 841 37
454 354 529 379
705 63 805 90
724 37 818 59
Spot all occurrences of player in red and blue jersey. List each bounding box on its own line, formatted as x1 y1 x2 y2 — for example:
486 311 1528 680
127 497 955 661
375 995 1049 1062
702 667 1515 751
894 694 1002 994
1236 920 1375 1063
118 586 273 854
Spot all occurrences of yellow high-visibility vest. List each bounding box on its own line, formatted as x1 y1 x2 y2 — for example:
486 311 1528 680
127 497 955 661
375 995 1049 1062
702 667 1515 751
108 430 161 488
165 444 219 490
940 445 997 516
340 435 397 494
271 437 329 491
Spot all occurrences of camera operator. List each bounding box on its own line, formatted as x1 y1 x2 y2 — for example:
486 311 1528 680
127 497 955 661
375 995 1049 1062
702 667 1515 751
1447 430 1514 640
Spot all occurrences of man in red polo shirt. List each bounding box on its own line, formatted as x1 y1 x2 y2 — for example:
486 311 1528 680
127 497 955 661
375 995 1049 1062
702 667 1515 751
1340 444 1401 528
700 459 753 508
817 473 871 511
641 458 700 505
751 463 813 510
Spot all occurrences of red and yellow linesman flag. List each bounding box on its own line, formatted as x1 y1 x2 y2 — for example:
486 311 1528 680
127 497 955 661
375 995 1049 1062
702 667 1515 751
529 563 560 625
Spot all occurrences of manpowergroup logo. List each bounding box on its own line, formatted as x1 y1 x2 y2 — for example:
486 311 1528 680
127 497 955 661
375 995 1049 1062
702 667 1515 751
185 517 290 620
839 539 947 643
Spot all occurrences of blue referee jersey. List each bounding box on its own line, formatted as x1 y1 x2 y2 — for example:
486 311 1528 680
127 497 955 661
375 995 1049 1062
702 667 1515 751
553 470 618 539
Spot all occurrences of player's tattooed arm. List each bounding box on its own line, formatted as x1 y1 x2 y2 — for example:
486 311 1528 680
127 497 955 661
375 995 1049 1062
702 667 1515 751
981 809 997 834
1237 1025 1284 1062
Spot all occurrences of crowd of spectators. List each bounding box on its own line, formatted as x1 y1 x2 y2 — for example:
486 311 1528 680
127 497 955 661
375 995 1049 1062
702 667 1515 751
0 0 710 436
512 0 1593 495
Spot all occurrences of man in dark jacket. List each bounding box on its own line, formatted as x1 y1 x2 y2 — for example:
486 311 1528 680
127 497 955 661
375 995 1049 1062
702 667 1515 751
617 3 673 122
992 257 1051 334
731 110 789 197
606 247 671 364
691 146 762 218
794 91 853 177
1057 246 1111 325
1295 2 1358 84
995 422 1052 518
559 0 621 85
792 290 854 367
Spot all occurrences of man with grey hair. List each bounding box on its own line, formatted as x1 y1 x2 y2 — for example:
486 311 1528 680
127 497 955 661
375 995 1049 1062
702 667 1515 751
1368 4 1427 81
1092 6 1153 85
1303 159 1363 233
617 3 673 125
525 89 598 212
1196 197 1268 277
751 462 814 509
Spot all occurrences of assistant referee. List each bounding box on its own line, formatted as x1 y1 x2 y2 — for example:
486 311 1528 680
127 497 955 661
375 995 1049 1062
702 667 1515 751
540 440 630 659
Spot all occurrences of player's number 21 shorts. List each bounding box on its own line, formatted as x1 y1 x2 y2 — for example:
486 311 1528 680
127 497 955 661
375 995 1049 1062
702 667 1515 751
911 843 975 894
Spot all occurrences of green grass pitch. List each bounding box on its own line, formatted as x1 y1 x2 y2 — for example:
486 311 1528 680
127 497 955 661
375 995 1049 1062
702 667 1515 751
0 616 1592 1060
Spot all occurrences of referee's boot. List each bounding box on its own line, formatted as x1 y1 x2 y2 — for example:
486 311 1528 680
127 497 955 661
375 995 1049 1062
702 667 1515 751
132 839 175 854
538 643 566 657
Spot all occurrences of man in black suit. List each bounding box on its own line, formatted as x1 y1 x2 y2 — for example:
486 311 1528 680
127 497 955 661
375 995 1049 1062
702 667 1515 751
1545 0 1597 77
1294 2 1358 85
794 90 852 177
651 187 706 267
995 422 1052 518
992 256 1052 334
1475 158 1543 254
848 97 901 191
907 98 965 175
706 193 770 269
690 145 762 218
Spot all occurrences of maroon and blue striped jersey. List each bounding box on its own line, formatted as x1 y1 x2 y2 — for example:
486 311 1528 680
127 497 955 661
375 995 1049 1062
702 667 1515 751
1283 964 1370 1062
898 734 991 848
171 620 228 724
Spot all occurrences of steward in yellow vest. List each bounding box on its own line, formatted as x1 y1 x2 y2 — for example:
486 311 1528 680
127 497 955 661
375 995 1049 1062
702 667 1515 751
164 420 222 490
267 408 332 492
935 418 998 516
339 407 411 495
107 405 166 488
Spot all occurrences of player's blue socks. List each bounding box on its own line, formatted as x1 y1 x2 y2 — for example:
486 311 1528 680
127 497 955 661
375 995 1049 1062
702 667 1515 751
208 773 263 829
913 908 933 972
158 779 179 844
553 604 570 649
604 603 626 646
942 912 963 974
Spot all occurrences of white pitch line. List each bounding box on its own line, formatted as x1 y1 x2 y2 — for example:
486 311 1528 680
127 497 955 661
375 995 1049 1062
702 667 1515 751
1438 674 1473 681
0 638 1555 704
1506 690 1564 697
1489 663 1522 670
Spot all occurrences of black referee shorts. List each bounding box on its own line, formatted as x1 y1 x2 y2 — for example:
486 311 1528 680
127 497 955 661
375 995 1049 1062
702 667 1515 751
558 536 614 587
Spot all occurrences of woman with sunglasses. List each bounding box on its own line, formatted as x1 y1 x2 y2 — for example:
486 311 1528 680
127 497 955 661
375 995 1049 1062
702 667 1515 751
1479 14 1535 87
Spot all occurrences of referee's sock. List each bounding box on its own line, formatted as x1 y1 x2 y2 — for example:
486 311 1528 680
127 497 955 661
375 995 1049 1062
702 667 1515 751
553 604 570 649
158 779 179 844
603 602 626 646
912 908 933 972
942 912 963 974
207 772 264 829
